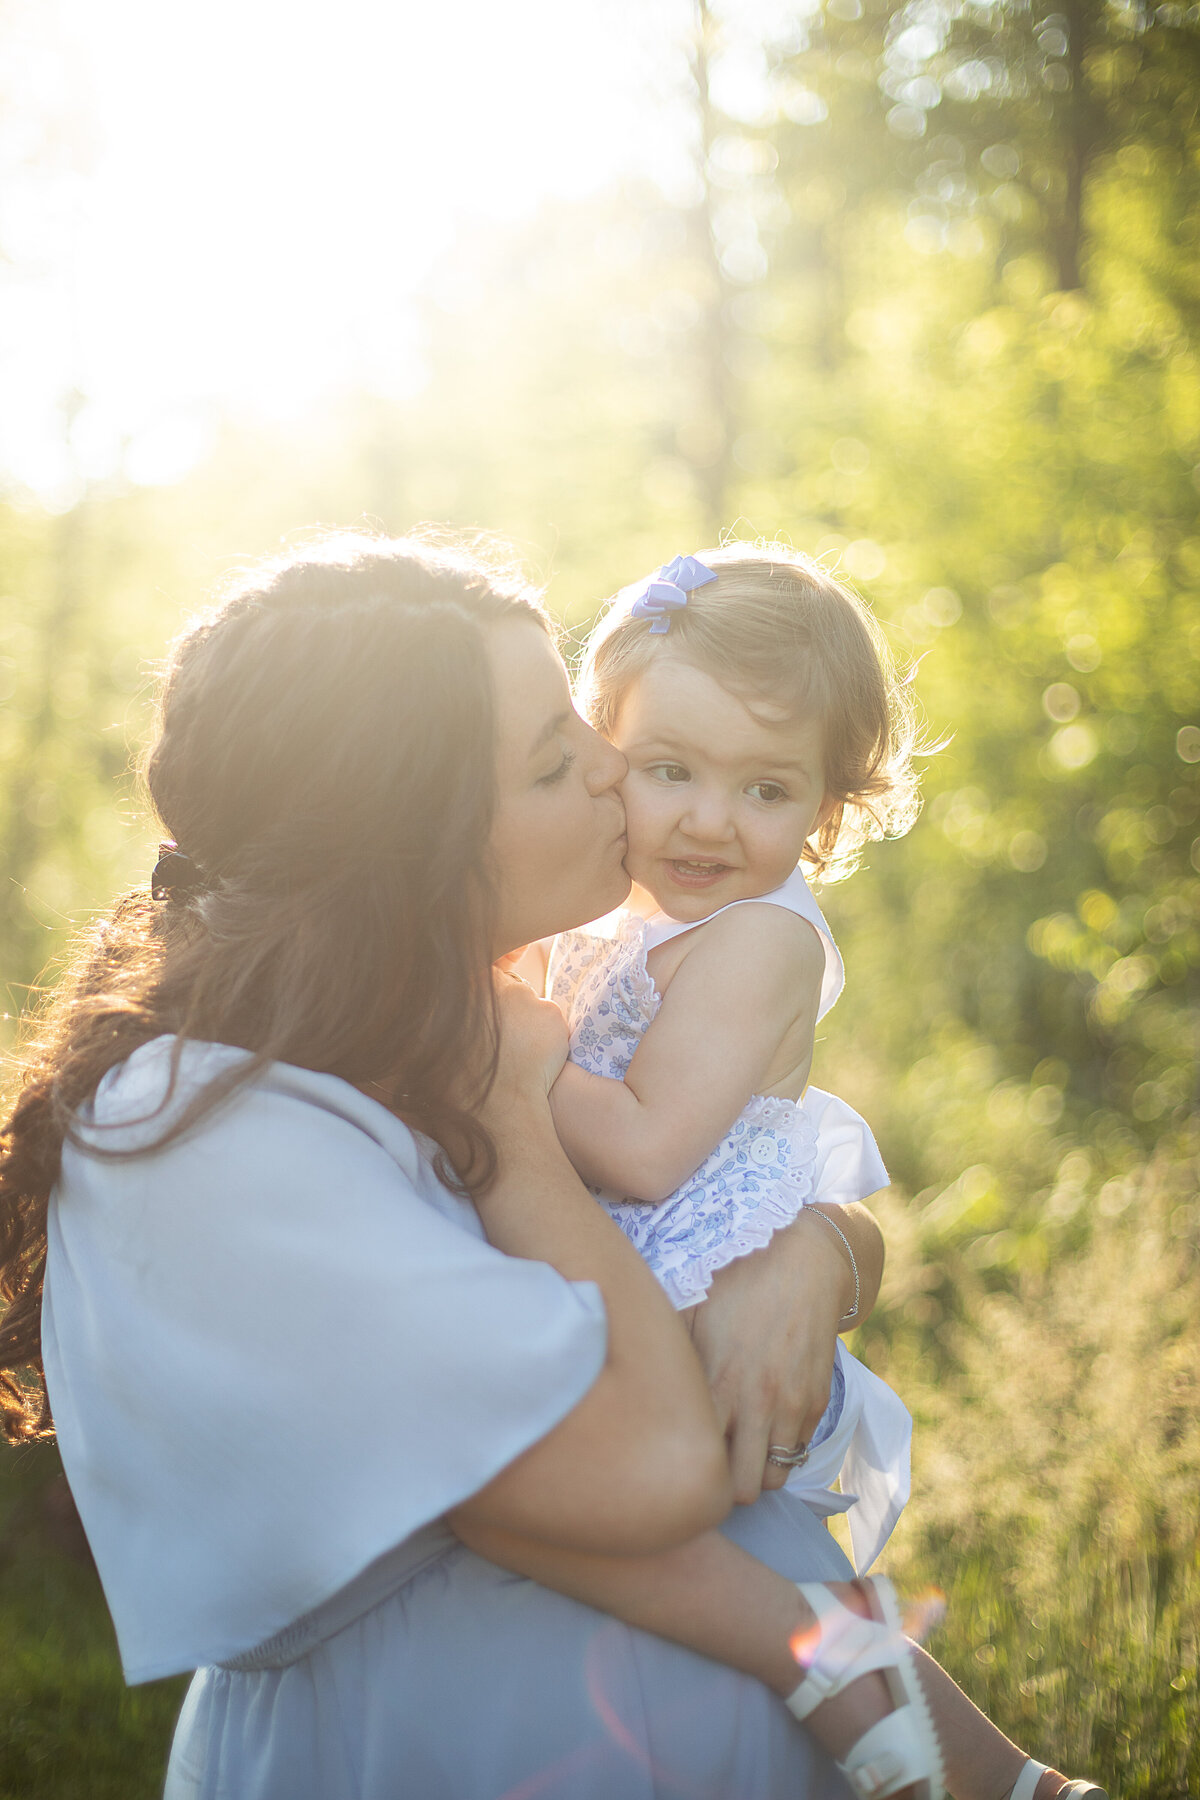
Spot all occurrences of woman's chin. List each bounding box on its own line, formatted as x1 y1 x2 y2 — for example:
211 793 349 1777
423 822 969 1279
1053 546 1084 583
566 866 631 933
606 865 634 911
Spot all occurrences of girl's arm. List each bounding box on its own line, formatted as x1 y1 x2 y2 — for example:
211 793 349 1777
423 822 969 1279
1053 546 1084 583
550 903 824 1202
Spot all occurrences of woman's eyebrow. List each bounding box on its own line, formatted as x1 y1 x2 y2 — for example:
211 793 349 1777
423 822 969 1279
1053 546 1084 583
527 710 571 760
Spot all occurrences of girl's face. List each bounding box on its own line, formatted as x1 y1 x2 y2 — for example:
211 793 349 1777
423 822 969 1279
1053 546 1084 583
488 620 630 957
610 651 834 921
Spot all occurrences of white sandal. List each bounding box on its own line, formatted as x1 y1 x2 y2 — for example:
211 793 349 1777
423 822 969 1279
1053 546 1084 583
784 1576 945 1800
1009 1762 1108 1800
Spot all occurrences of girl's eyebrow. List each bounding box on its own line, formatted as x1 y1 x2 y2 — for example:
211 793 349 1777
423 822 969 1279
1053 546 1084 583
621 727 696 750
527 710 571 760
629 734 813 777
758 754 813 774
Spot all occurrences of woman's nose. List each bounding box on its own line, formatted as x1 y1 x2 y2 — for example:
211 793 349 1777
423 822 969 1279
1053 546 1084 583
583 726 627 796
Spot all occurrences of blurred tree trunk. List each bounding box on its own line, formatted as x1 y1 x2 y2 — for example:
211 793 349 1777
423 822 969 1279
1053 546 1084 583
1051 0 1100 292
812 214 847 373
685 0 736 541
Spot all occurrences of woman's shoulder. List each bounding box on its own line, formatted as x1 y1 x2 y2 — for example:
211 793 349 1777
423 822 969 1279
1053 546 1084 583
79 1033 426 1185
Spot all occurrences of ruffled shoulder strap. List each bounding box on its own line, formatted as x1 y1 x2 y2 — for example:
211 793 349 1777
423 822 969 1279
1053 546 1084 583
644 867 845 1020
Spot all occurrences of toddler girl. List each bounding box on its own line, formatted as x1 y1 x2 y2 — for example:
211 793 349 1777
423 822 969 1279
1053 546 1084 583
525 544 1104 1800
547 545 915 1571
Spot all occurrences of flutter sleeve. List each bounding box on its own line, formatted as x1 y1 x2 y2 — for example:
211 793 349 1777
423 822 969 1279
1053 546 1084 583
42 1040 607 1683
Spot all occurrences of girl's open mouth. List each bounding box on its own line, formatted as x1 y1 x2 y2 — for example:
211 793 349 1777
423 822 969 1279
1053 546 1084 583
667 859 733 886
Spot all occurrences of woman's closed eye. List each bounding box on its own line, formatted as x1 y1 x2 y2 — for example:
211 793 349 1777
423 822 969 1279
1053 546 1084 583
538 747 577 786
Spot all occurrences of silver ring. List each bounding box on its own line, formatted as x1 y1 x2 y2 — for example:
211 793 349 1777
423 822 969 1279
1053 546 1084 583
766 1442 810 1469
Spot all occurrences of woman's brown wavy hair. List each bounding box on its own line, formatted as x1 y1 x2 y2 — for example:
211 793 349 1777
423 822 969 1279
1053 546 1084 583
0 530 547 1442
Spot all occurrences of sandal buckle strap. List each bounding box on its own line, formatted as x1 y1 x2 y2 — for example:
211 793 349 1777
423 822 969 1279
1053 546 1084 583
850 1754 904 1799
843 1709 926 1799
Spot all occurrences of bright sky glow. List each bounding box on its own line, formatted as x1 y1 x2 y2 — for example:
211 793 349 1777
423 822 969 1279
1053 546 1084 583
0 0 697 501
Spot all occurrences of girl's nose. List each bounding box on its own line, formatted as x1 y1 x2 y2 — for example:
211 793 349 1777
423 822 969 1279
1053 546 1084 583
681 791 737 842
583 724 627 796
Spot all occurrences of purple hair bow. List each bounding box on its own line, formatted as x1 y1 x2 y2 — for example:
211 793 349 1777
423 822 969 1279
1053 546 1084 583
627 553 717 634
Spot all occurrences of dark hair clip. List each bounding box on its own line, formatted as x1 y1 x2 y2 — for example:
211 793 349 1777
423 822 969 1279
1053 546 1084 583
151 842 207 900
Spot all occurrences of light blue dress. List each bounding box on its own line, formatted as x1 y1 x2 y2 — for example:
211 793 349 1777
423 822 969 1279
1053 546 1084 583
43 1037 855 1799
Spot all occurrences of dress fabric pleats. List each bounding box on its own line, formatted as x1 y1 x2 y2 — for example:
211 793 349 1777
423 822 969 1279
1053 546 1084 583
166 1491 856 1800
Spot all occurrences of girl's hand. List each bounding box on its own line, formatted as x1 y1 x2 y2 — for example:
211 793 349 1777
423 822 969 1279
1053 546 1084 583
688 1205 882 1504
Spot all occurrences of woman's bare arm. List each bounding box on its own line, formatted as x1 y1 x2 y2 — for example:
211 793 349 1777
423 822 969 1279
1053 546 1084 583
448 1513 805 1695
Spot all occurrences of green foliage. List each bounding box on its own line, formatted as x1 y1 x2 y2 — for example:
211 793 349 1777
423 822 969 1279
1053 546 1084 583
0 0 1196 1788
0 1451 185 1798
0 1565 183 1800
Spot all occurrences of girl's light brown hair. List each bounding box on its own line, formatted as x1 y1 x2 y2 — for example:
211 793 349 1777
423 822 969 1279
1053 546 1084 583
0 530 546 1443
578 542 922 882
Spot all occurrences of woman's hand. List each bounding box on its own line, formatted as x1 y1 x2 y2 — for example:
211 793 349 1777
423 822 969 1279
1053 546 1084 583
688 1203 884 1504
488 970 569 1106
495 940 551 993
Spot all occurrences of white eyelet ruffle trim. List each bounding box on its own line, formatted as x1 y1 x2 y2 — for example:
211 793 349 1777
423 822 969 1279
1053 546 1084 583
603 1092 821 1310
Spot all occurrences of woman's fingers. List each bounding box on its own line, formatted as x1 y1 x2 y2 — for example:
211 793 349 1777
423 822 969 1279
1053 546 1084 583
724 1378 827 1498
690 1229 845 1502
490 978 570 1094
709 1346 838 1501
726 1398 773 1505
759 1385 829 1492
687 1211 885 1500
717 1369 818 1503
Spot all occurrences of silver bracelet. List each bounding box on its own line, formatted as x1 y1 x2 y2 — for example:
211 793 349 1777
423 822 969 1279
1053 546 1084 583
806 1208 859 1323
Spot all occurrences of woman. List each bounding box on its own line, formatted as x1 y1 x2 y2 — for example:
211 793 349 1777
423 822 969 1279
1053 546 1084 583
0 533 936 1799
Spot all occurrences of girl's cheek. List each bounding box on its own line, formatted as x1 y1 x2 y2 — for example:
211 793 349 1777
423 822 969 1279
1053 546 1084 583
615 772 642 811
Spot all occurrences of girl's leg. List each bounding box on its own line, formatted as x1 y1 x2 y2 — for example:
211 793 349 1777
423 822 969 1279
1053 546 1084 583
451 1514 1075 1800
909 1647 1061 1800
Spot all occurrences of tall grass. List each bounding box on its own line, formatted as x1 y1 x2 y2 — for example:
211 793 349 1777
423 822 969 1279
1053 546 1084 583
861 1146 1200 1798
